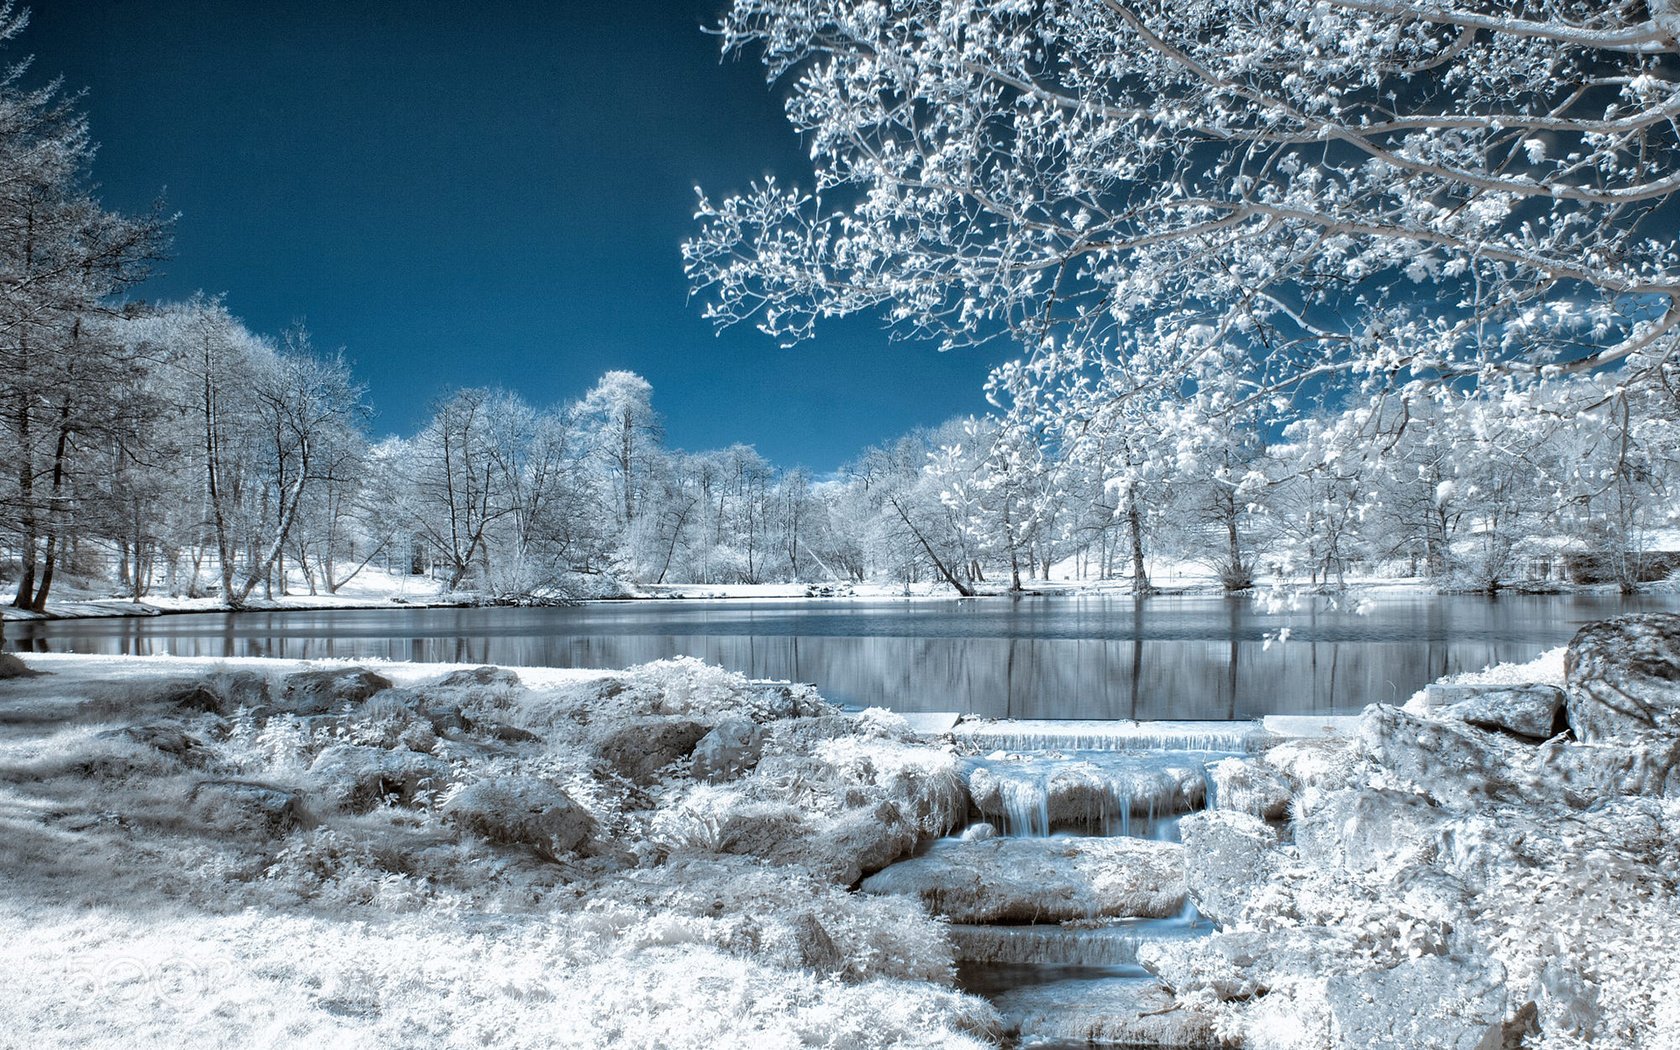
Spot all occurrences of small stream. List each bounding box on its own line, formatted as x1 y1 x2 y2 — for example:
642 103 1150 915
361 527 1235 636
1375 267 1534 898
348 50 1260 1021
934 724 1255 1047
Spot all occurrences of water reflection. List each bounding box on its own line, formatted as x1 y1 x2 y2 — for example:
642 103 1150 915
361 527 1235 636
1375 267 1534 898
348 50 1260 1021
10 593 1673 719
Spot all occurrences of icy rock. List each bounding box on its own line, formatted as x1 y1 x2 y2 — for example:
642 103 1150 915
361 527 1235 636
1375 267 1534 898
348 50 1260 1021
772 800 919 886
790 911 845 974
691 715 766 782
1363 704 1680 809
1179 810 1278 927
1565 614 1680 742
281 668 392 715
1326 955 1506 1050
1359 706 1533 809
594 717 708 784
752 682 829 720
1428 684 1566 740
965 753 1207 834
1294 789 1449 875
444 775 593 856
860 836 1186 923
101 721 212 766
961 822 998 841
434 665 522 689
308 743 451 813
190 778 307 833
0 652 43 679
1143 926 1340 1001
1263 736 1373 795
1211 756 1294 820
992 977 1217 1049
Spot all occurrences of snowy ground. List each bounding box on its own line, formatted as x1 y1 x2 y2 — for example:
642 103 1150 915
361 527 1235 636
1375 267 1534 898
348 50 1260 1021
0 652 995 1049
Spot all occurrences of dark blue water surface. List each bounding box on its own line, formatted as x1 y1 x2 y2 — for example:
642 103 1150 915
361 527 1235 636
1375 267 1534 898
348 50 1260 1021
9 593 1672 719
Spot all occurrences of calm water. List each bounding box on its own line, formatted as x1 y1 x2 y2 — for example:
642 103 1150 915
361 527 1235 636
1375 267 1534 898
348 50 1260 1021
7 594 1672 719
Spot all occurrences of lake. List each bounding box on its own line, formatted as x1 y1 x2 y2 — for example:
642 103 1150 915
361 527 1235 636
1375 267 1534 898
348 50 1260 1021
8 593 1672 719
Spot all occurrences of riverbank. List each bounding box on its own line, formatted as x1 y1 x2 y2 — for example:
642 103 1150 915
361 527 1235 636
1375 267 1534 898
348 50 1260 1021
8 570 1670 625
3 632 1678 1048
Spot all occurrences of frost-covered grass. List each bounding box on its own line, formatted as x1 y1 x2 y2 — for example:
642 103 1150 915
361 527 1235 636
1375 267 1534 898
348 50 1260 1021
0 653 999 1049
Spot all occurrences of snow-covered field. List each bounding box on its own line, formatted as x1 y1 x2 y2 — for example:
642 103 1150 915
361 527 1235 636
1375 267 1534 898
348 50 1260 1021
7 640 1680 1050
0 653 995 1049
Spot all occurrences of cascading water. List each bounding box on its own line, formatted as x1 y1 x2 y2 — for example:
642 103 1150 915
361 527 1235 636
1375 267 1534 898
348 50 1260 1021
920 724 1270 1046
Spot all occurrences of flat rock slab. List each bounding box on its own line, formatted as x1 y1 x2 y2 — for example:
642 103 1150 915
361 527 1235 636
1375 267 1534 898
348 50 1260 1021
1262 715 1364 739
1425 683 1564 739
860 836 1185 923
992 976 1217 1048
948 917 1209 968
965 751 1213 834
897 711 962 736
951 719 1265 753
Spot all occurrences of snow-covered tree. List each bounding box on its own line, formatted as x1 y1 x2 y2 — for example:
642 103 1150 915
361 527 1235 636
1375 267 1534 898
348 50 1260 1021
688 0 1680 429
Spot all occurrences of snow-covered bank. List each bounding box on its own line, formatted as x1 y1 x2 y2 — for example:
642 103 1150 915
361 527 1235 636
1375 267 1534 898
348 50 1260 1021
6 619 1680 1049
0 653 996 1048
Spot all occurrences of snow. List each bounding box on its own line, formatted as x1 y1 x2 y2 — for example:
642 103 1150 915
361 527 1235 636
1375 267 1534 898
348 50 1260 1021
0 652 1001 1049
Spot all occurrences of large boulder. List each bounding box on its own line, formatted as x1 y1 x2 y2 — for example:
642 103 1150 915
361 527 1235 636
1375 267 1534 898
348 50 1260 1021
281 667 393 715
1326 956 1506 1050
691 715 766 782
860 836 1186 923
1294 789 1450 875
773 800 919 885
1179 810 1278 927
434 665 522 689
1359 706 1533 809
190 779 308 833
444 775 593 857
308 743 451 812
1426 684 1566 740
1363 704 1680 809
1565 614 1680 742
595 717 709 784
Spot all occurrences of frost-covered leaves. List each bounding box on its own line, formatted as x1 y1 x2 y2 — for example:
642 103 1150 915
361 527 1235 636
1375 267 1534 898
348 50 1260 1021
690 0 1680 439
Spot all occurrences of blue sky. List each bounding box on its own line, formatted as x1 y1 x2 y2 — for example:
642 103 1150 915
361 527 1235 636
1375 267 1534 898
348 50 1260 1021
26 0 1004 470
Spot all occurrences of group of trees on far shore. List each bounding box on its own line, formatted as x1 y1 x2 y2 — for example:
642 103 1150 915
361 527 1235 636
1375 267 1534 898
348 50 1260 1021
7 0 1680 609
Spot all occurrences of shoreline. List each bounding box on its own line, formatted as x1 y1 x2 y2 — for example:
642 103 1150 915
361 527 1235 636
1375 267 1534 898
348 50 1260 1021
4 575 1668 625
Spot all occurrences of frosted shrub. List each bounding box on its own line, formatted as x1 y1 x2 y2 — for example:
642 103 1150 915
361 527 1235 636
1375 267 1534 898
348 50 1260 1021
816 736 970 838
263 828 430 910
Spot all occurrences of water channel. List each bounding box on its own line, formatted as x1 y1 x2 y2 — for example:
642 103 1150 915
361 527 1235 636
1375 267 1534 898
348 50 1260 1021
10 592 1672 719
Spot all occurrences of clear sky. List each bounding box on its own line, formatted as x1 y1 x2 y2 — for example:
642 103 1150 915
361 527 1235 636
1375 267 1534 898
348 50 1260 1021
25 0 1004 471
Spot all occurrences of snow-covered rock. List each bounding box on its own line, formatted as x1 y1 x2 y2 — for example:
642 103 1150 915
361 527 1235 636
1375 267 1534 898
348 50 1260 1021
860 836 1185 923
433 665 522 689
1363 704 1680 809
0 651 42 678
1294 789 1450 875
965 752 1207 834
1326 955 1506 1050
774 800 918 885
991 977 1217 1048
1427 683 1565 740
1210 755 1294 820
1565 613 1680 742
281 667 393 715
1143 926 1342 1001
691 715 765 782
190 778 308 834
594 717 708 784
1179 810 1278 927
307 743 451 812
444 775 593 857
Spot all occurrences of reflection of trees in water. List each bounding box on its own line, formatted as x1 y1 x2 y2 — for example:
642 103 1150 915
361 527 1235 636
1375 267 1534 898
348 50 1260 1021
11 595 1674 716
